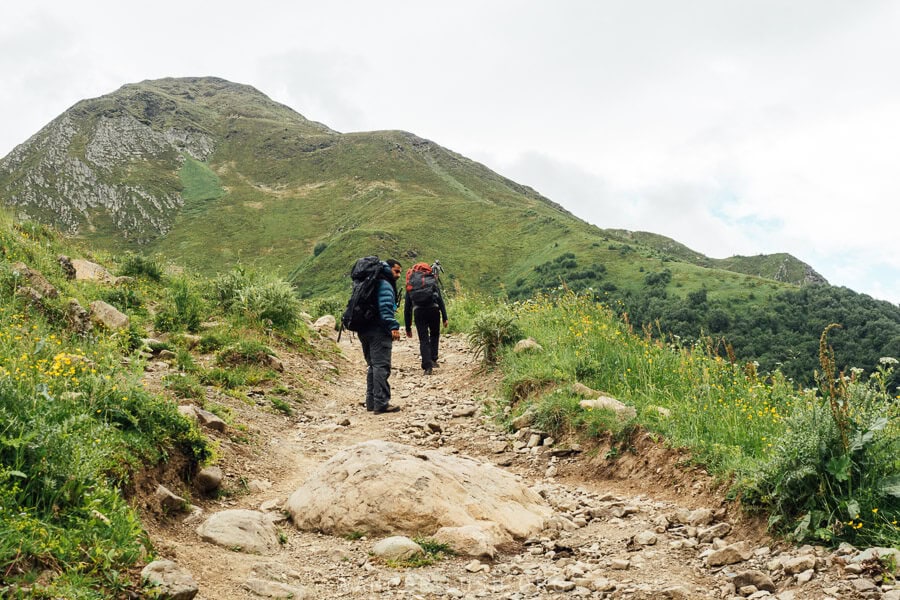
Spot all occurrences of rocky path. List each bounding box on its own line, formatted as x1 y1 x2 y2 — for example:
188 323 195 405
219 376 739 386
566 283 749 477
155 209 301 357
140 328 897 600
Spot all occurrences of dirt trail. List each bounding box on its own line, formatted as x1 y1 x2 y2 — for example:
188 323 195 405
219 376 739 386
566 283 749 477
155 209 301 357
140 329 775 599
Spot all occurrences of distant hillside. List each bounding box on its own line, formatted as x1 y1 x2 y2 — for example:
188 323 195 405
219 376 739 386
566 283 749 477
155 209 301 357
607 230 827 286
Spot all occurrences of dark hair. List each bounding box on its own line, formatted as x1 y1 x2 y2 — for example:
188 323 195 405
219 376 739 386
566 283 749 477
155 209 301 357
385 258 401 268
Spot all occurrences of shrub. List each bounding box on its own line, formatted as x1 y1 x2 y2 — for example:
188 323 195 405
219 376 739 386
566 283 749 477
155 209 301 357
242 279 302 329
468 308 522 364
155 277 205 333
117 253 163 281
100 286 145 312
305 295 344 321
163 373 205 400
740 329 900 547
211 268 301 329
217 340 275 367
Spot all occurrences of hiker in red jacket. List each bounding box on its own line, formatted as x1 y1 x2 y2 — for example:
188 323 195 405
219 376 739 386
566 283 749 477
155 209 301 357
403 262 448 375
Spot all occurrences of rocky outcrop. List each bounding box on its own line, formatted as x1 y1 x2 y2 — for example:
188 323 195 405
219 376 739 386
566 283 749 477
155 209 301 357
0 109 213 242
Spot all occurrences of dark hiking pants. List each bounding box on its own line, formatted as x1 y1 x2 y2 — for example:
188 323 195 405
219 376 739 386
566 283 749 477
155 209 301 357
413 306 441 370
359 328 393 411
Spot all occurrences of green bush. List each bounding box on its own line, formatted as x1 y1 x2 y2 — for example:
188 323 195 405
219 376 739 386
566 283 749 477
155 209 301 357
243 279 302 328
117 253 163 281
100 285 145 312
305 294 345 321
197 332 229 353
155 277 205 333
164 373 205 400
468 308 522 364
741 338 900 547
217 340 275 367
211 268 301 329
200 367 248 389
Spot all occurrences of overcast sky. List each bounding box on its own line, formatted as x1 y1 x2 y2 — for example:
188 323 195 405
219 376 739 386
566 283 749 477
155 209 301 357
2 1 899 304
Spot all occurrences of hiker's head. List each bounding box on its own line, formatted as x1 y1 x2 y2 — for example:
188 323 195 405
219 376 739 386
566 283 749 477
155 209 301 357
386 259 402 280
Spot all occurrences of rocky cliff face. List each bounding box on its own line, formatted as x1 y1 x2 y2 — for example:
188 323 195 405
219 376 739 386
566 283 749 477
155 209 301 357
0 107 214 242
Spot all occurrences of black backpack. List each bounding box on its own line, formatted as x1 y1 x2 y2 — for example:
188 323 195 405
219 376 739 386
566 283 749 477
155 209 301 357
339 256 384 337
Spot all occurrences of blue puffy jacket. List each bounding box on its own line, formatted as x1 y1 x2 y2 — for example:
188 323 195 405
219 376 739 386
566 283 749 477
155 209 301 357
373 262 400 333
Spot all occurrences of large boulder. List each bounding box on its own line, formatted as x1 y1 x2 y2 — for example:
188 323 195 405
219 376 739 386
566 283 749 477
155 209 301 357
71 258 116 283
286 440 551 549
89 300 129 331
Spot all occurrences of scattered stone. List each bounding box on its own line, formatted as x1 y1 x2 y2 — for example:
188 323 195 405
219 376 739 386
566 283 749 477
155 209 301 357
782 554 816 575
707 541 752 567
71 258 115 283
196 510 280 555
155 485 187 513
465 560 489 573
698 521 732 543
433 524 499 559
11 262 57 298
579 396 637 421
372 536 424 561
513 337 543 353
452 406 477 418
141 560 198 600
89 300 129 330
571 382 599 398
242 578 312 598
313 315 336 332
732 570 776 593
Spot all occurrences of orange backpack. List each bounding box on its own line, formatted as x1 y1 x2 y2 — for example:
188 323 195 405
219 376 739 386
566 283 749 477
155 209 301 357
405 262 438 306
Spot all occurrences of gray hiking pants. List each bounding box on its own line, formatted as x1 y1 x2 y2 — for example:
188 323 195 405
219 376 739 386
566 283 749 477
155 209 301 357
359 328 393 411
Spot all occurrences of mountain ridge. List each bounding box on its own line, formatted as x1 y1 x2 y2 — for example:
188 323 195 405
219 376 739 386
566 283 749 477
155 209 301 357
0 76 821 296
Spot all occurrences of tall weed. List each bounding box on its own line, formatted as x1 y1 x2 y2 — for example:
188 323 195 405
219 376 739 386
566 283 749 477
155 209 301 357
212 267 302 329
741 330 900 546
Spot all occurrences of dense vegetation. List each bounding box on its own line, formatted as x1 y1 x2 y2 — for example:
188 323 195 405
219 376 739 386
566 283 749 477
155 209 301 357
0 211 313 597
453 290 900 548
491 248 900 389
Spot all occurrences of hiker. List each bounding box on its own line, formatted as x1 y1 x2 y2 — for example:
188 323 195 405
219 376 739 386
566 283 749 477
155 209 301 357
359 258 403 413
404 263 448 375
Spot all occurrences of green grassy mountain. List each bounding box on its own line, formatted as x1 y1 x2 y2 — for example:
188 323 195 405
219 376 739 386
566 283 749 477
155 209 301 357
1 76 898 387
0 76 819 300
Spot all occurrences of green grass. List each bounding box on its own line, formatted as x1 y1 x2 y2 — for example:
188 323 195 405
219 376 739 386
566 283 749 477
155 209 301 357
0 210 320 596
179 155 226 214
455 290 900 548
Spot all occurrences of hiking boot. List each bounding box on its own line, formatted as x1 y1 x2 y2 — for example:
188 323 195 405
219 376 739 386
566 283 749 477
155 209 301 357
424 367 433 375
373 405 401 414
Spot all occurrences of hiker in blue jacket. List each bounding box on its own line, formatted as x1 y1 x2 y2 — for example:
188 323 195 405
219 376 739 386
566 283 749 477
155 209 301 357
359 259 403 414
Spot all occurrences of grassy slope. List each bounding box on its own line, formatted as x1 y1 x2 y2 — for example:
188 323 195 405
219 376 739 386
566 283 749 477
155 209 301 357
1 77 800 308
